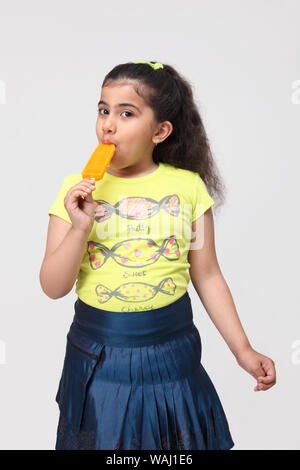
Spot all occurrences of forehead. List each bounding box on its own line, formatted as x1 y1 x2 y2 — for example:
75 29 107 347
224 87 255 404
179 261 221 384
100 80 147 106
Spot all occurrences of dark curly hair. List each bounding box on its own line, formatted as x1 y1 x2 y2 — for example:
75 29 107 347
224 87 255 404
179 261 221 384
102 61 226 212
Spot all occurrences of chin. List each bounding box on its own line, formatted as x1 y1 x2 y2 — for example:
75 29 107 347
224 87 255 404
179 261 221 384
110 159 130 169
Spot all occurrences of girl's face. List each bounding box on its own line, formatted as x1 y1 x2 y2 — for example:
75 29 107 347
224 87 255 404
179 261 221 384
96 81 172 175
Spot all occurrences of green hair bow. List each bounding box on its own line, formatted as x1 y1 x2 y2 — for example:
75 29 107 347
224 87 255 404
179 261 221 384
136 60 164 70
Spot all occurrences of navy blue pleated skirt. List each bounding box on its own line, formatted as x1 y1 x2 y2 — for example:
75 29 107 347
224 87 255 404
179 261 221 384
55 291 234 450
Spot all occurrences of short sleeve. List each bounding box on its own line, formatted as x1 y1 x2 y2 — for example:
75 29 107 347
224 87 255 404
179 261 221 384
48 173 82 224
192 173 215 222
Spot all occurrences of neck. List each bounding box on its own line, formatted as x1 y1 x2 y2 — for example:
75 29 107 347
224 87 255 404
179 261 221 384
106 161 159 178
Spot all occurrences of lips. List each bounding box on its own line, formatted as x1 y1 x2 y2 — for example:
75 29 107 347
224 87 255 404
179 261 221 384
102 140 116 146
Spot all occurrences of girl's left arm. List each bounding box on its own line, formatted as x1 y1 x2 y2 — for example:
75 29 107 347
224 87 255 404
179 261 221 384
188 208 276 392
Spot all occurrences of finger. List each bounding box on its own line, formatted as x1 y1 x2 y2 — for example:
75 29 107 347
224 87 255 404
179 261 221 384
254 384 264 391
261 357 275 372
254 381 271 391
80 191 89 200
254 379 266 391
72 188 88 200
81 178 96 190
69 179 95 192
81 189 94 201
75 184 95 196
83 177 95 183
262 383 275 390
253 366 266 379
80 189 90 200
255 374 276 391
257 375 274 385
75 183 94 199
254 382 275 391
80 186 96 198
261 360 276 381
81 181 96 190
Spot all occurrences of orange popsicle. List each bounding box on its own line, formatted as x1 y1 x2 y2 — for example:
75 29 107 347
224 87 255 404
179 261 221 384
82 143 116 181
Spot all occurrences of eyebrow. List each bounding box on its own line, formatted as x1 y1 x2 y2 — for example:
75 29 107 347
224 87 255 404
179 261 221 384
98 100 141 113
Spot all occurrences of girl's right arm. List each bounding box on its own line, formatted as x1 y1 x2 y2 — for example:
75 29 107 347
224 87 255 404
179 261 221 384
39 178 96 299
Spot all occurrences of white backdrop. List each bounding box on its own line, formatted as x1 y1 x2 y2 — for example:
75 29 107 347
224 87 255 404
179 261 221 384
0 0 299 450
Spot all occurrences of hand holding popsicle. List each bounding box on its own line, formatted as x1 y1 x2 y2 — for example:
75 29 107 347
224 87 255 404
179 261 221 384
64 143 116 234
80 142 115 203
64 178 96 234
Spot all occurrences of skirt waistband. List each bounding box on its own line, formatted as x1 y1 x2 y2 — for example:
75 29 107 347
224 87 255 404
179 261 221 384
71 291 196 347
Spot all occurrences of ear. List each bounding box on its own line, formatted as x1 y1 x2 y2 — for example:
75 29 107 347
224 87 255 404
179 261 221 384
152 121 173 145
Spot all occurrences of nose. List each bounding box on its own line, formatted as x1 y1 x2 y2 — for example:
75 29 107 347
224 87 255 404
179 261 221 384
102 114 116 134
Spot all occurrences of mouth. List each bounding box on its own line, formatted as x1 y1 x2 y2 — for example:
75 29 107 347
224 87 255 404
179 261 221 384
102 140 117 146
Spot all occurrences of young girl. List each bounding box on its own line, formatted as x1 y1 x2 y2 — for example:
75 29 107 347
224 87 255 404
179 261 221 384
40 60 276 450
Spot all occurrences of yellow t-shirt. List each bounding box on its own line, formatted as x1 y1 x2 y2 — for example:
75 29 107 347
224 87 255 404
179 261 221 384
48 162 214 312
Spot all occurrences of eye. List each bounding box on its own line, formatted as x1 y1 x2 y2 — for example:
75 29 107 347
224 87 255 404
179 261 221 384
97 108 133 118
121 111 133 118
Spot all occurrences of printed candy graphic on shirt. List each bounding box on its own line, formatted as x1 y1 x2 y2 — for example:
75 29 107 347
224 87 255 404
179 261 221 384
93 195 180 223
87 236 180 269
95 277 176 303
